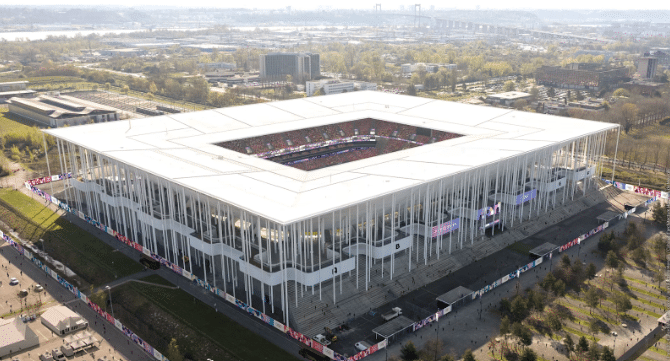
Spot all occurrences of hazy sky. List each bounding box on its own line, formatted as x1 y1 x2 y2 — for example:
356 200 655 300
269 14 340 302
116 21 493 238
4 0 668 10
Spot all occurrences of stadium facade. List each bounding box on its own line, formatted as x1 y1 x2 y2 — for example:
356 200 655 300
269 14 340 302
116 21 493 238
44 92 616 329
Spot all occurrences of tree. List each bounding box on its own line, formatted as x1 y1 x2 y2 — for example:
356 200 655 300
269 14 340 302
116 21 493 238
166 338 184 361
439 355 455 361
512 323 532 346
651 203 668 225
511 296 528 322
546 312 562 332
560 254 572 269
407 84 416 96
503 80 515 92
462 349 476 361
585 287 599 314
612 293 632 320
540 272 556 292
586 263 597 280
577 336 589 353
420 338 444 361
613 88 630 98
563 335 574 356
552 279 566 297
547 87 555 97
598 232 615 253
400 341 419 361
587 341 600 361
605 250 619 270
601 346 615 361
121 84 130 94
149 82 158 94
649 263 664 285
588 317 601 337
620 103 639 133
631 247 647 265
520 348 537 361
500 316 511 336
514 100 528 110
529 87 539 101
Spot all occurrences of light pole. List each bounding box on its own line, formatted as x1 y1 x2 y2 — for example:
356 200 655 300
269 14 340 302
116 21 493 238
435 313 440 361
105 286 115 319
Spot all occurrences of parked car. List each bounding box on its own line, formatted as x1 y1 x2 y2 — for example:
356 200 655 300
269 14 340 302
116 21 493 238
9 277 19 286
313 334 331 346
355 341 371 351
51 348 66 361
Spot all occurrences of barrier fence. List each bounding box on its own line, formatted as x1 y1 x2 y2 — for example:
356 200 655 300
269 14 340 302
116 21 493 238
0 174 662 361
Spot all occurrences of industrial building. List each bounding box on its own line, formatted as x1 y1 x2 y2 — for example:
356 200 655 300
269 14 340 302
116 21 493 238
0 81 36 102
260 52 320 82
8 94 119 128
44 92 614 336
485 91 531 107
535 63 629 91
306 80 377 96
637 57 658 79
401 63 457 75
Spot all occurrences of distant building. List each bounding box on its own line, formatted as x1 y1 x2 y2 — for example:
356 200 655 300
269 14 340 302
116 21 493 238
306 80 377 96
356 82 378 91
198 62 237 70
567 99 608 113
401 63 456 75
8 94 120 128
486 91 531 106
99 48 147 57
0 81 36 102
260 52 320 83
637 57 658 79
535 63 629 91
622 80 664 96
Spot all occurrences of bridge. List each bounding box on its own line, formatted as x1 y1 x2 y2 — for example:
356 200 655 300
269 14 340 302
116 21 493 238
378 12 614 44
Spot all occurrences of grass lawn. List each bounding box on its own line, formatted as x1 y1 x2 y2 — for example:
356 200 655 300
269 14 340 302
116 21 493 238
0 110 37 136
0 189 142 287
506 241 533 256
111 274 297 361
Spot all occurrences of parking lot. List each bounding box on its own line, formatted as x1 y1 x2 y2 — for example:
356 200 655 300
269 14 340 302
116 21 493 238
0 243 145 361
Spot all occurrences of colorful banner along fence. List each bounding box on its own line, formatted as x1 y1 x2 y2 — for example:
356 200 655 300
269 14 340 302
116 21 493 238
13 174 660 361
604 180 669 200
0 230 165 361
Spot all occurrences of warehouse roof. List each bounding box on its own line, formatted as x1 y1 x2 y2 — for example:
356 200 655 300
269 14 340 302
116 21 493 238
45 91 617 224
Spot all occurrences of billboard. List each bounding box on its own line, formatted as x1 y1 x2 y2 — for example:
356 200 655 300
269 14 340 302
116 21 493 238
431 218 460 238
515 189 537 205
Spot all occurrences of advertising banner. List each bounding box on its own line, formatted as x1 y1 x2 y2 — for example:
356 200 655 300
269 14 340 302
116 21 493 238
476 202 501 220
431 218 460 238
515 189 537 205
323 347 335 358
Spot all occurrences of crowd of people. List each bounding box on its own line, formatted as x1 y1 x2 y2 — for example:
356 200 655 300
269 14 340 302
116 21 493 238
217 119 462 166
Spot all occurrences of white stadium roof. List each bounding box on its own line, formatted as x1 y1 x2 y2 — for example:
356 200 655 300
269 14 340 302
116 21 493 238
45 91 617 224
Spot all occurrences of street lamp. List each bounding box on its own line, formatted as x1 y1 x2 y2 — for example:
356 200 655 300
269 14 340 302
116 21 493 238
434 313 440 361
105 286 115 319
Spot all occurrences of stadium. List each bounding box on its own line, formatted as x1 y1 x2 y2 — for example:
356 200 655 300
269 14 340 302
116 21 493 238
44 91 616 336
